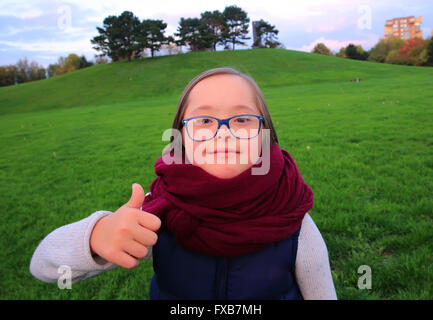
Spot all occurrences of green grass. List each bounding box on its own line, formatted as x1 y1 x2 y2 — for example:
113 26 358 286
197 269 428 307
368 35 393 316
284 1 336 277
0 48 432 299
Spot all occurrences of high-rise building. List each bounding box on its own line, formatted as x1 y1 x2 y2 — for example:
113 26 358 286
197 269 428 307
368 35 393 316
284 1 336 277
252 21 261 47
384 16 423 40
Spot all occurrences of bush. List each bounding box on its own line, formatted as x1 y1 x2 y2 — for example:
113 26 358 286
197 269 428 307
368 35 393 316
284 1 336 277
312 43 332 56
346 44 368 60
385 49 407 65
368 37 405 63
425 38 433 66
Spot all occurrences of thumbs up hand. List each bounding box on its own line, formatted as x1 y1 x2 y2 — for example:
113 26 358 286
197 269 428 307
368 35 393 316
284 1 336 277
89 183 161 269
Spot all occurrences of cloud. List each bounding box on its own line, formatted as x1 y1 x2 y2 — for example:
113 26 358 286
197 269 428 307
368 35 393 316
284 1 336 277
0 38 94 55
295 35 380 53
3 25 54 37
304 16 349 33
0 6 44 19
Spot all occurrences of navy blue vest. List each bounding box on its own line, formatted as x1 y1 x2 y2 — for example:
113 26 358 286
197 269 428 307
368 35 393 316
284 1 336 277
149 226 303 300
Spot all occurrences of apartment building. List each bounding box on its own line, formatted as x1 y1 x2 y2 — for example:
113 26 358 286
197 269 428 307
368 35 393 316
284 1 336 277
384 16 423 40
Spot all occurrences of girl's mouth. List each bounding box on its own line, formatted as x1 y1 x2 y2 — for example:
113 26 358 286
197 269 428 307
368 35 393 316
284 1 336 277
211 149 240 154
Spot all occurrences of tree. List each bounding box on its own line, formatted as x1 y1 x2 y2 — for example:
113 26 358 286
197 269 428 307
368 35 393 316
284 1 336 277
345 44 358 59
200 10 227 51
140 19 172 58
222 5 250 50
94 55 109 64
0 65 17 87
28 60 46 81
15 58 46 83
79 55 94 69
345 44 368 60
409 45 428 66
91 11 142 61
47 56 67 77
47 63 57 78
47 53 93 78
15 58 30 83
368 37 431 66
252 20 280 48
385 49 406 65
63 53 81 73
335 47 347 58
355 44 369 60
312 43 332 55
394 38 427 65
0 60 46 86
368 37 405 63
399 38 425 56
175 16 225 52
174 17 205 52
425 37 433 66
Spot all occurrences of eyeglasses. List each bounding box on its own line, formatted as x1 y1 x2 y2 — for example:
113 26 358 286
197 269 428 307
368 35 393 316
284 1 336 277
182 114 264 141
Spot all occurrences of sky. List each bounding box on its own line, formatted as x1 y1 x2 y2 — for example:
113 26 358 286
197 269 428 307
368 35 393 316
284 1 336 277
0 0 432 67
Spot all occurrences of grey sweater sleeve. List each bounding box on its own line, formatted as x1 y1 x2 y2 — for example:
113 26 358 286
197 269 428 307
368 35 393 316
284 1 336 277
295 213 338 299
29 210 152 284
29 197 336 299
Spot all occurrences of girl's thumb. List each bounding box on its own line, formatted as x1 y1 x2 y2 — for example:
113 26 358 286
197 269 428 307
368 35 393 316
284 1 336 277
125 183 145 209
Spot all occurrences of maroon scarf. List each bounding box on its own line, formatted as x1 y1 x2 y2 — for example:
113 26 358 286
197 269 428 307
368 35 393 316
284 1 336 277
141 142 314 257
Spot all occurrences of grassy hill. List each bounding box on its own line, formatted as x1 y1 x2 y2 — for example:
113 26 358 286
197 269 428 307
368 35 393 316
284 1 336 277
1 48 432 115
1 48 432 300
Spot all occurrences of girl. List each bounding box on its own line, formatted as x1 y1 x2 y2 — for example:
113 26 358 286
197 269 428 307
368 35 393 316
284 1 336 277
30 67 337 300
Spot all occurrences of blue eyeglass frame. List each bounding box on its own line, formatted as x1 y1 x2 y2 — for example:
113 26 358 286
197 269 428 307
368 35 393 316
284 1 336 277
181 114 265 141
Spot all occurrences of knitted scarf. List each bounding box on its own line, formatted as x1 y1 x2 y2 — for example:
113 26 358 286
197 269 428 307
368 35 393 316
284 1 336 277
141 142 314 257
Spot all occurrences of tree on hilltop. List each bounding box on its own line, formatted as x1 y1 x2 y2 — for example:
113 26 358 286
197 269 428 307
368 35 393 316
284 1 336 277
199 10 227 51
222 5 250 50
91 11 172 60
252 20 281 48
312 43 332 55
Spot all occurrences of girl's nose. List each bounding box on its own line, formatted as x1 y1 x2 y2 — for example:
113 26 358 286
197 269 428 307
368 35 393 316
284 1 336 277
216 124 232 139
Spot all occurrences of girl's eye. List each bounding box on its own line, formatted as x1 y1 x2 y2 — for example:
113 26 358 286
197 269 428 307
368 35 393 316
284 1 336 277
192 117 214 126
235 117 250 123
200 118 213 124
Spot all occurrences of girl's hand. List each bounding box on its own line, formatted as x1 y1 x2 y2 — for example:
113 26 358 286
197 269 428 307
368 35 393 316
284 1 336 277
89 183 161 269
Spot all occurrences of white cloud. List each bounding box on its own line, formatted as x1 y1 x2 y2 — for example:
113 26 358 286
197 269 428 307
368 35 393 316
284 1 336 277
4 25 55 37
0 0 45 19
35 54 60 61
295 34 380 53
0 38 93 55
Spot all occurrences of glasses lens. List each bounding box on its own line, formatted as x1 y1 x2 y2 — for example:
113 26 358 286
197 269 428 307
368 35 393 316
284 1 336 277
186 117 218 141
229 115 261 139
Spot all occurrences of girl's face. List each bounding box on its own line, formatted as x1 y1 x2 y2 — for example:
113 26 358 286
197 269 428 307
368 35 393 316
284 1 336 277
182 74 263 179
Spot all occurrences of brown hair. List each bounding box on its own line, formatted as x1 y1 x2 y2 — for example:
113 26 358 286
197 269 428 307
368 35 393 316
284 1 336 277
170 66 278 148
